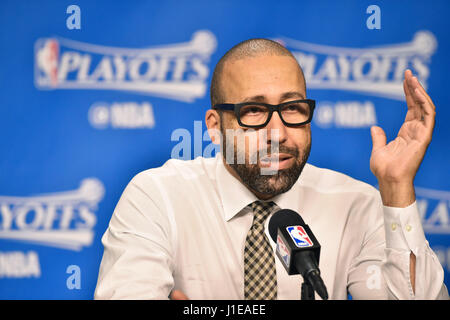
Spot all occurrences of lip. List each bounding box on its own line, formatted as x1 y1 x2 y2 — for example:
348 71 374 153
259 153 294 170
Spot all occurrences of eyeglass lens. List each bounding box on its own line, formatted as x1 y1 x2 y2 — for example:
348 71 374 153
239 101 311 126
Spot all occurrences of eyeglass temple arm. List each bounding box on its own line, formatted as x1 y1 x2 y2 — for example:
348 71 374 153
212 104 235 110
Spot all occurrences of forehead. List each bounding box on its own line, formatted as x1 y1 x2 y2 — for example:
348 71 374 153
220 54 305 103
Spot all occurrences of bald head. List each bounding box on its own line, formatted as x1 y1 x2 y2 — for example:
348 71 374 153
210 38 305 107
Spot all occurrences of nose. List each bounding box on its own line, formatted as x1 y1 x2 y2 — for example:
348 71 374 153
264 111 288 146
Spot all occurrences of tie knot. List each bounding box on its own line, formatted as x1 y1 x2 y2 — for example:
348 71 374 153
250 200 278 226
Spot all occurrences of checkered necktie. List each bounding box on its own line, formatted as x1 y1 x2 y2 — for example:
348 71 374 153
244 200 278 300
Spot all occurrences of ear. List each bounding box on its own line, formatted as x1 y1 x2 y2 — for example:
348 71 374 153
205 109 222 145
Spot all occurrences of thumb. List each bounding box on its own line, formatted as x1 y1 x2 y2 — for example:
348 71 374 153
370 126 387 152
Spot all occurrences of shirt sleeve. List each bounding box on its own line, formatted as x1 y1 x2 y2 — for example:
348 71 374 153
347 197 448 300
382 201 449 300
94 172 176 300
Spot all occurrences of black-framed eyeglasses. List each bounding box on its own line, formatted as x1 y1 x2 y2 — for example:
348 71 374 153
212 99 315 129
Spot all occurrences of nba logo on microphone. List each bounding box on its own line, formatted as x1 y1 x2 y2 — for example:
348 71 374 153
287 226 314 248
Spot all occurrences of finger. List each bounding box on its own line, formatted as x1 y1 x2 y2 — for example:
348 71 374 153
413 87 435 129
405 70 434 109
403 71 423 121
404 71 436 124
411 76 435 110
405 73 423 106
409 77 435 119
403 79 419 121
403 80 413 106
370 126 387 153
404 69 414 90
170 290 189 300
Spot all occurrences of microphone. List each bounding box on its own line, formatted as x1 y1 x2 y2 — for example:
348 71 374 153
268 209 328 300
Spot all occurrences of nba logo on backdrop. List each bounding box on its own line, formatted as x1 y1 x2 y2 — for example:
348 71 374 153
278 31 437 101
34 30 217 102
287 226 314 248
36 39 59 86
0 178 105 251
416 186 450 234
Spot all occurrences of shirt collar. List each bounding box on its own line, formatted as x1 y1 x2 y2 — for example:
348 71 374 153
215 153 303 221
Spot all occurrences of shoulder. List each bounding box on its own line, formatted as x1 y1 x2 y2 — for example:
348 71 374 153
299 163 379 198
128 156 218 193
298 164 385 239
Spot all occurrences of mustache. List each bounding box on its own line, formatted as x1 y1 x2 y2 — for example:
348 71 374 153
241 145 300 165
256 145 300 158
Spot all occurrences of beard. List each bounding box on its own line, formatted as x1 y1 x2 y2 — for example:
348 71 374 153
221 128 311 198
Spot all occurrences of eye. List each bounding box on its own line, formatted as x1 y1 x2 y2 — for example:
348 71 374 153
240 105 267 116
282 103 308 115
286 105 299 111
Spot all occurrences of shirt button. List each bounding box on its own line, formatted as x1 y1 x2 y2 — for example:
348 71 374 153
406 224 412 232
391 223 397 231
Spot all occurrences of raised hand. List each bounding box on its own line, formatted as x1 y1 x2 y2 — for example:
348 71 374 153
369 69 436 207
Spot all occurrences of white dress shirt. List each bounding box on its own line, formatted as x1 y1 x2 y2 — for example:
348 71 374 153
94 154 449 300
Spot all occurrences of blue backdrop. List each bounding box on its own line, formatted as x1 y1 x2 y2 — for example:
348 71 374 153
0 0 449 299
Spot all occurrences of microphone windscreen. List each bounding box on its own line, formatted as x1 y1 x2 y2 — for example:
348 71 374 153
268 209 305 242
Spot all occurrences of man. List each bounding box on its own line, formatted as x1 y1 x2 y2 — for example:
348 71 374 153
94 39 448 300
